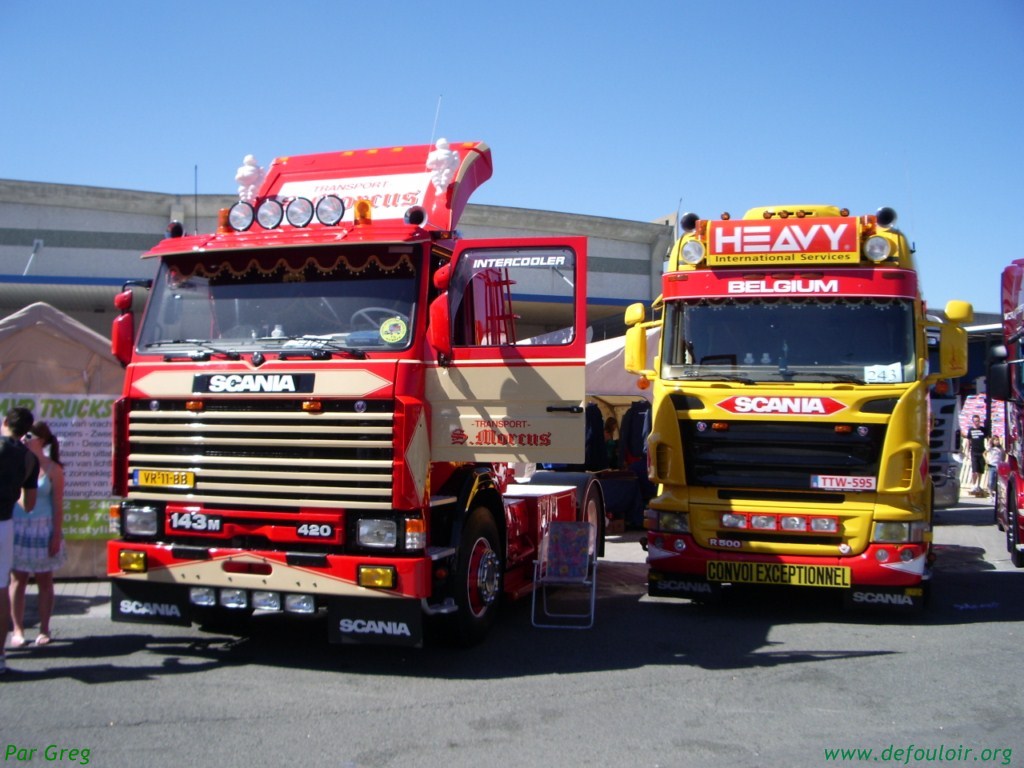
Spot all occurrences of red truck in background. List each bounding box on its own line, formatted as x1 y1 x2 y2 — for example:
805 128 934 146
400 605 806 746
107 140 604 646
986 260 1024 567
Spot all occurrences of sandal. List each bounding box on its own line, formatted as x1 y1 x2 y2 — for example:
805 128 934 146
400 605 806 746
8 634 26 649
34 634 51 646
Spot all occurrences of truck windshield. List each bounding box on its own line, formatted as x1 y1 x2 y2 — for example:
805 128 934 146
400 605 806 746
137 247 419 353
661 297 916 384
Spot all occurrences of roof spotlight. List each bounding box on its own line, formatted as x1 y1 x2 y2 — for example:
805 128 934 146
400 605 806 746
286 197 314 228
228 202 255 232
679 212 700 233
256 199 284 229
315 195 345 226
404 206 428 227
876 207 897 227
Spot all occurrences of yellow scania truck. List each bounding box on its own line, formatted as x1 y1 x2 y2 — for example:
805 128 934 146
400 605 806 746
625 205 971 609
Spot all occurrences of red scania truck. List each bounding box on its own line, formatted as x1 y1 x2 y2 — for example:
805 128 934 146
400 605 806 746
624 205 972 609
107 140 603 646
987 261 1024 567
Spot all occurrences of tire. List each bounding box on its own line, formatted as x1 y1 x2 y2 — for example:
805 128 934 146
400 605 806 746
452 508 503 645
1008 494 1024 568
579 478 606 557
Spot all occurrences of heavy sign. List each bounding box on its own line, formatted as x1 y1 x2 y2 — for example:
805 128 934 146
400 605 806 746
708 217 858 266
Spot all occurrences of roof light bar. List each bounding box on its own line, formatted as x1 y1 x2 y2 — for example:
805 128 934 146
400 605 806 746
285 197 314 228
316 195 345 226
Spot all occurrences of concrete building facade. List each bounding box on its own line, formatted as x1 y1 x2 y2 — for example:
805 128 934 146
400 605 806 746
0 178 673 339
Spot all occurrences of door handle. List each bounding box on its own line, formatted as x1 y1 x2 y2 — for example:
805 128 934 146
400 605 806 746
546 405 584 413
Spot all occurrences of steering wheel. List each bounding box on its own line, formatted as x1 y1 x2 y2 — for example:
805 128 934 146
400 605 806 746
350 307 410 331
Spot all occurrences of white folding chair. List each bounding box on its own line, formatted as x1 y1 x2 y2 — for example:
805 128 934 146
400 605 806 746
531 520 598 629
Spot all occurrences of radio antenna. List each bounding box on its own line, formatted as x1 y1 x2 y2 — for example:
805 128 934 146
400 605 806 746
429 94 443 145
194 165 199 234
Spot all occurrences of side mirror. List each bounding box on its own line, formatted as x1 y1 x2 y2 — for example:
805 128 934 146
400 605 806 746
937 322 968 379
944 299 974 325
989 362 1011 401
624 324 649 375
427 293 453 360
111 289 136 367
624 302 646 327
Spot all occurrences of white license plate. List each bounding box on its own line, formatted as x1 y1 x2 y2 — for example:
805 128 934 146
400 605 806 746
811 474 876 491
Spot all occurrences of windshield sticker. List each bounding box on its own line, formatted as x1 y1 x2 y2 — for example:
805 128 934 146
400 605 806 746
864 363 902 384
379 317 409 344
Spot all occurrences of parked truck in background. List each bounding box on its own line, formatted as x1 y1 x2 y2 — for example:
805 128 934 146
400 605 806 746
107 140 604 646
985 260 1024 567
927 326 963 509
624 205 972 609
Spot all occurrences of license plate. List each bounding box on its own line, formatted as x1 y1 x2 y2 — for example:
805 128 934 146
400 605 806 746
132 469 195 489
707 561 851 588
811 474 876 491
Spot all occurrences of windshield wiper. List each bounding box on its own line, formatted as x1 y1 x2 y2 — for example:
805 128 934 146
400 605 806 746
779 371 867 385
682 372 756 384
275 336 367 360
145 339 241 361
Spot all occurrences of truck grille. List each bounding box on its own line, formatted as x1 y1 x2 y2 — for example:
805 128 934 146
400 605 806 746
126 400 394 510
680 419 884 491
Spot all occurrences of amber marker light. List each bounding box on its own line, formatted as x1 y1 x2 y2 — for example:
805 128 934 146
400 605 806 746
185 400 205 412
355 199 373 225
119 550 147 572
358 565 396 589
302 400 323 413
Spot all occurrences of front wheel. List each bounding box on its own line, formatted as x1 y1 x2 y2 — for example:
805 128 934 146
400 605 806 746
1008 494 1024 568
452 508 504 645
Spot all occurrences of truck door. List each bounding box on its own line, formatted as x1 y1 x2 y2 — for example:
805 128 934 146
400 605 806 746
426 237 587 464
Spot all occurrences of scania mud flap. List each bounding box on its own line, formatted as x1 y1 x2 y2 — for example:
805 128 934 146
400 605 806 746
327 596 423 647
111 579 192 626
648 571 723 602
844 584 927 612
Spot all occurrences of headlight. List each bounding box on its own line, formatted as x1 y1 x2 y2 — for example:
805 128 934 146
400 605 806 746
316 195 345 225
873 521 909 542
190 587 216 607
863 235 892 262
357 518 397 548
284 594 316 614
680 240 706 265
256 199 284 229
228 201 254 231
252 591 282 612
658 511 690 533
219 589 248 609
810 517 838 533
721 513 747 529
123 505 159 536
285 197 314 228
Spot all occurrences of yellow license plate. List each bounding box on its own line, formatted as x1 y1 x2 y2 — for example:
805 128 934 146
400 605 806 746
133 469 195 489
707 561 851 588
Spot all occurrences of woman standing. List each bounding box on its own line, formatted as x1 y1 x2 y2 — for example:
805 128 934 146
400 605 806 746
8 421 66 647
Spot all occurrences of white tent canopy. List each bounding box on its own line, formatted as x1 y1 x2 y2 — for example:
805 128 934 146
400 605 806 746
585 329 659 402
0 301 123 395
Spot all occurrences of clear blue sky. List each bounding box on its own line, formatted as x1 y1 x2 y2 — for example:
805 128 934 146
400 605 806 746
3 0 1021 314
